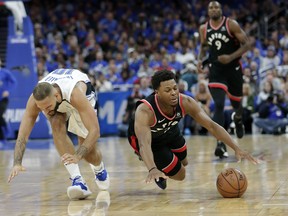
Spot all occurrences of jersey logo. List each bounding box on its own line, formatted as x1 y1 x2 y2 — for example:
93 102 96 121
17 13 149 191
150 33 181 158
221 26 226 31
158 118 165 123
207 28 212 32
176 112 181 119
235 66 240 70
207 33 229 46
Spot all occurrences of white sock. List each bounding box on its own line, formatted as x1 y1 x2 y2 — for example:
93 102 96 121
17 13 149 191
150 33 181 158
65 163 82 179
90 161 104 174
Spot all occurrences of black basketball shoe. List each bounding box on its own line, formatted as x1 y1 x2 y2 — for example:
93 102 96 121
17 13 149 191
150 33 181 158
232 112 245 139
155 177 167 190
214 141 228 159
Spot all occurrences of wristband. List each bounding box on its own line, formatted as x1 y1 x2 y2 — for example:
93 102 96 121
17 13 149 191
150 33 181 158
149 167 156 172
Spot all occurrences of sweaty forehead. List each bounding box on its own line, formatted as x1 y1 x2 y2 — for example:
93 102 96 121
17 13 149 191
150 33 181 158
159 79 177 89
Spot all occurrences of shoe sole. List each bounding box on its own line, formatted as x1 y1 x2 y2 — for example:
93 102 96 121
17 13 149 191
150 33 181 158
67 186 92 200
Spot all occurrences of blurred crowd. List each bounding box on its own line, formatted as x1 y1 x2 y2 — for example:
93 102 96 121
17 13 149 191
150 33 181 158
25 0 288 135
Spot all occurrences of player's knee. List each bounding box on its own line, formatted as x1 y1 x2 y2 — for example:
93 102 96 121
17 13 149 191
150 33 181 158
175 168 186 181
169 166 186 181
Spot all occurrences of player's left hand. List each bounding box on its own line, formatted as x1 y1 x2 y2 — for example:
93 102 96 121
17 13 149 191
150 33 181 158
235 149 259 164
145 168 168 184
218 55 232 64
61 153 81 165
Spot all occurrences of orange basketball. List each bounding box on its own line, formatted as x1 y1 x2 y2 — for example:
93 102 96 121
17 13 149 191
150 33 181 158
216 168 248 198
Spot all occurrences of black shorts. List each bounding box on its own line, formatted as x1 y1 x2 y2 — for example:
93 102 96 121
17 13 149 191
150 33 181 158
128 135 187 176
208 62 243 99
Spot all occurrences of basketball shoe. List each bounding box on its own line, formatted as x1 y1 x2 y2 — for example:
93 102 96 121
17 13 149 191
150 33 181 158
155 177 167 190
214 141 228 159
232 112 245 138
67 176 92 200
94 164 110 190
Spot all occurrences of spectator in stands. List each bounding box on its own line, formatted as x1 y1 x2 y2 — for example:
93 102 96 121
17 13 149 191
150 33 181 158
89 52 108 77
279 30 288 50
169 52 184 73
194 80 212 135
95 72 113 92
241 83 255 134
256 80 274 109
113 66 136 91
259 69 282 93
195 80 212 117
149 52 162 69
251 48 263 70
0 58 17 140
178 79 195 135
118 80 145 137
138 58 154 78
254 90 288 135
154 57 175 73
127 48 143 74
249 60 260 92
261 45 281 68
139 76 153 97
105 60 120 84
180 63 198 92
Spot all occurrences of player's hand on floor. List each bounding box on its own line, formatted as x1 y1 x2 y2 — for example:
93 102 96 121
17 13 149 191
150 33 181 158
8 165 26 183
235 149 260 165
145 168 167 184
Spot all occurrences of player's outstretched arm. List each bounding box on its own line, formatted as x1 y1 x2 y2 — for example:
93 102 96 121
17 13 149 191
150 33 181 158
8 95 40 183
181 94 259 164
134 104 167 183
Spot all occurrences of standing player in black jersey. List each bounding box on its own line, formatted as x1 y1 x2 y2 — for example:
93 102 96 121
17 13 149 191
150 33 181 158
197 1 251 159
128 70 258 190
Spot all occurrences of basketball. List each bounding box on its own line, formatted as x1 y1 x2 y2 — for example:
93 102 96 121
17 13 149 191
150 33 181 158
216 168 248 198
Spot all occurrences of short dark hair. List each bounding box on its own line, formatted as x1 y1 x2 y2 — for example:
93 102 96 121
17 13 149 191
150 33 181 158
151 70 175 90
33 82 53 101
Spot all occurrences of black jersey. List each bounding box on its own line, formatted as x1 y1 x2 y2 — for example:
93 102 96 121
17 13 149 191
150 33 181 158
205 16 240 66
128 93 185 144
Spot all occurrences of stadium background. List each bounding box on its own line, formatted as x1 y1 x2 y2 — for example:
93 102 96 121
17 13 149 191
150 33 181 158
0 0 287 139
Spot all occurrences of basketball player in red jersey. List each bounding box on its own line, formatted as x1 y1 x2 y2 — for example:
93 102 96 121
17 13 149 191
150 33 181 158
128 70 258 190
197 1 251 159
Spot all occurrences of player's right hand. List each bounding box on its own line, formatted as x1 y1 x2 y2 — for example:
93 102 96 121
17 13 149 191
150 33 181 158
145 168 167 184
7 165 26 183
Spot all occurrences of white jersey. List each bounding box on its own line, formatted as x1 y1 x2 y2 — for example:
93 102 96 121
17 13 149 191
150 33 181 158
39 69 96 138
39 69 92 113
39 69 90 101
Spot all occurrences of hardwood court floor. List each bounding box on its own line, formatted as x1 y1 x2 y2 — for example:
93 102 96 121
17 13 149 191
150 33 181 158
1 134 288 216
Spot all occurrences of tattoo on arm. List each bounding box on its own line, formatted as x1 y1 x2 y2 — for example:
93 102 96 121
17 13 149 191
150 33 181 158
75 145 89 159
14 137 27 165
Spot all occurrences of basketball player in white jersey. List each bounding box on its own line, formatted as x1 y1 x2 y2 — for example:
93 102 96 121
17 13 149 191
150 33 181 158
8 69 110 200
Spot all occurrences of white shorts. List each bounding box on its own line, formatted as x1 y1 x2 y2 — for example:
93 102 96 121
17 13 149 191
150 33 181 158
67 93 96 138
